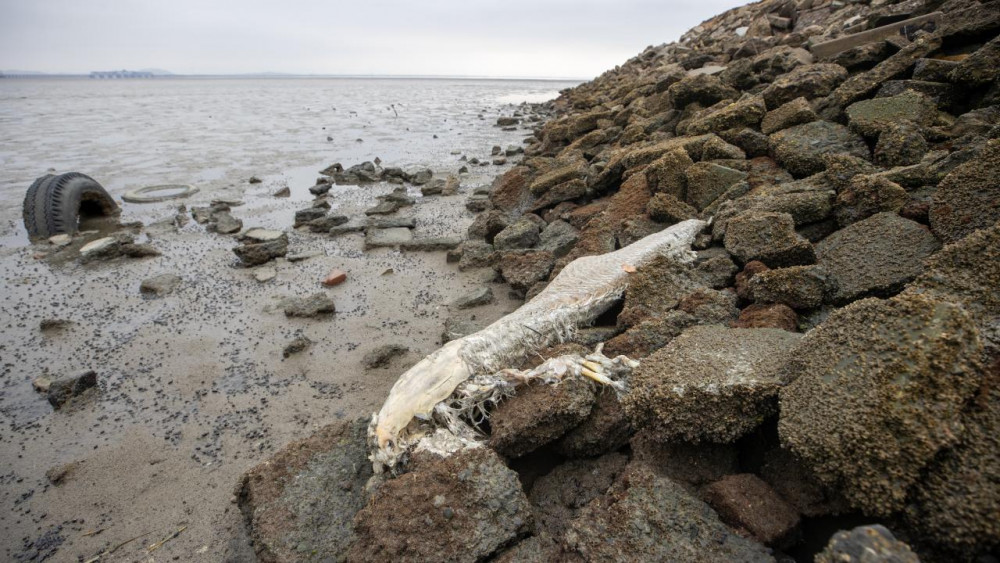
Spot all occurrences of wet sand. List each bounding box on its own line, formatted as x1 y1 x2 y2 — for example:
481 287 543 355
0 78 573 561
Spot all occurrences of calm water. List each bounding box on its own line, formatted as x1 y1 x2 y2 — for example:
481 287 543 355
0 77 579 244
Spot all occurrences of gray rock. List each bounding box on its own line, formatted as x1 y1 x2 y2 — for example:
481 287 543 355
364 227 414 249
452 287 494 309
253 267 277 283
458 240 496 270
684 162 748 211
368 217 415 229
537 220 579 258
724 210 815 267
761 63 847 108
211 211 243 234
778 293 982 516
47 370 98 409
493 217 541 251
816 526 918 563
294 207 326 227
770 121 869 177
465 194 491 212
306 214 349 232
400 236 463 251
329 221 367 236
282 336 312 358
817 212 941 304
365 200 401 215
760 97 817 135
442 316 483 343
139 273 182 296
668 73 739 108
563 461 773 561
234 234 288 266
845 90 937 137
410 168 433 185
929 139 1000 244
833 174 907 227
242 228 285 242
949 33 1000 85
238 419 372 562
283 293 336 318
623 325 801 444
362 344 407 369
874 122 929 167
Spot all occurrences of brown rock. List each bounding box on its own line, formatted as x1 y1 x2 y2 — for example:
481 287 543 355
322 269 347 286
733 303 798 332
703 474 800 546
488 378 595 458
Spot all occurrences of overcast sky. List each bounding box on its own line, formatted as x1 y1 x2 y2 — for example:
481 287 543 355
0 0 746 79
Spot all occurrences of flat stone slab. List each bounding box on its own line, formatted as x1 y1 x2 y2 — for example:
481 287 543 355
364 227 414 249
242 228 285 242
810 12 942 60
400 236 463 251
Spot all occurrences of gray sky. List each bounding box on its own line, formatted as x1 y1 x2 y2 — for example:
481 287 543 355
0 0 746 78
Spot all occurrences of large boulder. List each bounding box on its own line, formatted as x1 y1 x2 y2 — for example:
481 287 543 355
748 265 828 310
833 174 908 227
643 147 694 199
769 121 869 177
237 419 372 562
816 212 941 304
623 325 801 444
493 217 541 251
668 73 738 108
760 97 817 135
561 461 773 561
349 447 533 562
929 139 1000 244
778 293 983 516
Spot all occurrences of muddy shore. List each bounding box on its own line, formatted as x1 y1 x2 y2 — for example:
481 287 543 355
0 86 558 561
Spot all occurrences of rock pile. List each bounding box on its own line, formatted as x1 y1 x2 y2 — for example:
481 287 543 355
239 0 1000 560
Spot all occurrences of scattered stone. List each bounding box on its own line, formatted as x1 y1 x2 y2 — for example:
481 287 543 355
458 240 496 271
364 227 414 249
816 212 940 304
703 474 800 546
306 214 349 232
365 200 401 216
815 526 919 563
362 344 407 369
273 186 290 198
139 273 182 296
283 293 336 318
294 207 326 227
282 336 312 358
452 287 494 309
253 267 277 283
624 325 801 443
210 211 243 234
322 269 347 286
779 293 983 516
442 316 483 343
234 232 288 266
48 234 71 246
32 377 52 393
400 236 463 251
47 370 98 409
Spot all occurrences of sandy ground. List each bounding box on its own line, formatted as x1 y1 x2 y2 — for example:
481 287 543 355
0 161 529 561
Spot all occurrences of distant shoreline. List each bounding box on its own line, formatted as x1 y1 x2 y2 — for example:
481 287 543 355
0 73 586 82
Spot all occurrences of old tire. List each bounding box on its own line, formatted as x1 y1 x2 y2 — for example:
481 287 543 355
22 172 120 239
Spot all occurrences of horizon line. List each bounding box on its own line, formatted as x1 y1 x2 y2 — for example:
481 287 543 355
0 71 589 82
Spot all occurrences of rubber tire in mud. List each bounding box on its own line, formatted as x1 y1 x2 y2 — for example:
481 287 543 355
22 172 120 239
